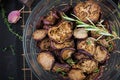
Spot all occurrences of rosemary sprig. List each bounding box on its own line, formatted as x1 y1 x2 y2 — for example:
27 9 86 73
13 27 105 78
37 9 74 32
1 5 22 41
62 13 120 41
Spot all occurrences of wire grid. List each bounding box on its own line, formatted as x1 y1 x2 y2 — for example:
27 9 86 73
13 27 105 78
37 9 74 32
21 7 36 80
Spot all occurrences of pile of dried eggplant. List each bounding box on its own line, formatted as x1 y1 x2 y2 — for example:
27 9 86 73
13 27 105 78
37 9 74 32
32 0 116 80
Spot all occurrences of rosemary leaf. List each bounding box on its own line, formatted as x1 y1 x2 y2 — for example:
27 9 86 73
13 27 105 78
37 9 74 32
62 16 76 21
99 32 112 36
71 13 81 20
77 24 90 27
62 13 76 21
85 28 99 31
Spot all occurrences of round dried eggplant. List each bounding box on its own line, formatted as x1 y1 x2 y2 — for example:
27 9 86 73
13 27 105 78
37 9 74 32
43 10 59 25
38 38 51 51
78 59 98 74
94 46 109 63
73 28 88 39
32 29 47 41
77 37 96 55
74 0 101 23
68 69 86 80
48 21 73 43
37 52 55 71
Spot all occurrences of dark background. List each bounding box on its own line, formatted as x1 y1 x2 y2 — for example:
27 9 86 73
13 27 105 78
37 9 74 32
0 0 119 80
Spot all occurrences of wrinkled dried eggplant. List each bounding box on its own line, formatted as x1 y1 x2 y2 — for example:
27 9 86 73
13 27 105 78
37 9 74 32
74 0 101 23
73 59 98 74
38 38 51 51
68 69 86 80
32 29 47 41
48 21 73 43
77 37 96 55
74 28 88 39
37 52 55 71
94 46 109 63
43 10 59 25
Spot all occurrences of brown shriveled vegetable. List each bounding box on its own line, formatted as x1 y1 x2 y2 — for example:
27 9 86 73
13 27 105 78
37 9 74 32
60 48 75 60
73 59 98 74
51 40 74 50
73 28 88 39
37 52 55 71
32 29 47 41
68 69 86 80
52 63 71 73
48 21 73 43
74 0 101 23
43 10 59 25
94 46 109 63
38 38 51 51
77 37 96 55
79 59 98 74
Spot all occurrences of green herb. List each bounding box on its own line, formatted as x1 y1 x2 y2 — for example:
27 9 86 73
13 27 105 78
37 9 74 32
56 68 62 73
94 68 99 73
8 76 14 80
61 71 66 76
62 13 120 41
1 5 22 41
66 58 76 66
86 40 91 45
118 3 120 18
2 45 15 55
118 3 120 9
10 45 15 55
108 43 113 51
56 68 66 76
